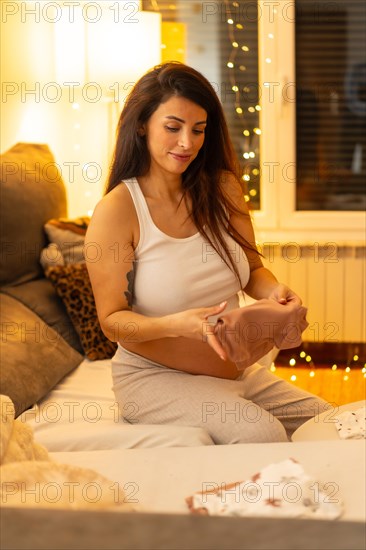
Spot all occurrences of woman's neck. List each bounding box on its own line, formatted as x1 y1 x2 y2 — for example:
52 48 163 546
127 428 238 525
138 170 183 201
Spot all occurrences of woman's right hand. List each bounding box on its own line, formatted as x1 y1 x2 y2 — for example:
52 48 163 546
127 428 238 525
167 301 228 360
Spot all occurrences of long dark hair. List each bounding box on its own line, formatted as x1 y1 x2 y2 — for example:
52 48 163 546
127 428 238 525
106 62 259 283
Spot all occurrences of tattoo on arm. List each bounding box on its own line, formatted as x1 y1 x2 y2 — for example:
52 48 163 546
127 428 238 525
124 261 136 308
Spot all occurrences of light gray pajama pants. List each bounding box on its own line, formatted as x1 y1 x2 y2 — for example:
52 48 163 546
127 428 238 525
111 344 330 444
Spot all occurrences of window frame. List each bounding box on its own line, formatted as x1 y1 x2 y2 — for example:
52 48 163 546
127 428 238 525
253 0 366 245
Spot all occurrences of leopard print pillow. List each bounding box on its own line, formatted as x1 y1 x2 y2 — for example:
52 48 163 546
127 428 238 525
45 263 117 361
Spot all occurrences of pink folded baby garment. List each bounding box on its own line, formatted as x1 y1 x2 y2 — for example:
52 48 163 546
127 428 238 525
214 299 308 368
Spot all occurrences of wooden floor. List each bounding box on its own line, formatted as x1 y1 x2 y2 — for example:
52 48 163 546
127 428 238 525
274 366 366 406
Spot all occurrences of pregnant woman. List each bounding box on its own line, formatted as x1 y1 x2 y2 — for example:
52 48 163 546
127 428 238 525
86 62 328 444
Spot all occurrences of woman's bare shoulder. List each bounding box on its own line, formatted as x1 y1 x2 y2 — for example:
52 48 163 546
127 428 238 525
86 182 137 241
93 182 134 218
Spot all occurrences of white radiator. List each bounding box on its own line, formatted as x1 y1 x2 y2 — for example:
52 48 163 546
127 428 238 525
260 243 366 343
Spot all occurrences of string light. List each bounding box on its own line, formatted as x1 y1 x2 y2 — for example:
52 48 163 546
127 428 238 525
223 0 261 205
274 349 365 398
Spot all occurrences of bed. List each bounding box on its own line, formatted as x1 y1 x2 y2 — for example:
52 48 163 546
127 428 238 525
8 355 366 550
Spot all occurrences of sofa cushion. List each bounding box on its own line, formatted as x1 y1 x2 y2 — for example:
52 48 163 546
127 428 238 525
1 279 83 353
45 263 117 361
0 143 67 286
42 216 90 265
0 293 83 417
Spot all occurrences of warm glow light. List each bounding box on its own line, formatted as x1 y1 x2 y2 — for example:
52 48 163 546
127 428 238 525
290 375 297 382
289 358 296 366
353 354 359 361
332 364 338 370
55 5 161 86
345 366 351 373
161 22 186 63
227 18 234 25
54 9 85 83
309 371 315 377
87 10 161 86
17 104 50 143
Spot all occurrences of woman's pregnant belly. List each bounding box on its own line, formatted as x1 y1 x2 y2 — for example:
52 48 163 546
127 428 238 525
121 337 241 379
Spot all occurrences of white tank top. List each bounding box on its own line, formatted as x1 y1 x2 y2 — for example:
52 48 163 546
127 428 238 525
124 177 250 317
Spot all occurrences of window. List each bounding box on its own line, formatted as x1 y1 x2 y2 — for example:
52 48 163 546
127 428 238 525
295 1 366 212
256 0 365 242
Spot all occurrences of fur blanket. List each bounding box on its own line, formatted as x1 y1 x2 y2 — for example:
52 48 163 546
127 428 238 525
0 395 133 511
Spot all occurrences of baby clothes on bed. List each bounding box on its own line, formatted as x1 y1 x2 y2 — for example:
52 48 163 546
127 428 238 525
214 299 308 368
186 457 343 519
334 407 366 439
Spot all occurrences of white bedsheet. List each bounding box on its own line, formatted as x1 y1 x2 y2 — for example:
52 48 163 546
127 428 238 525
51 440 366 522
19 359 214 451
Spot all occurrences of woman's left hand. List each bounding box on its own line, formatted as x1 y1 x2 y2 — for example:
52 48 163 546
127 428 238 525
268 283 302 306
